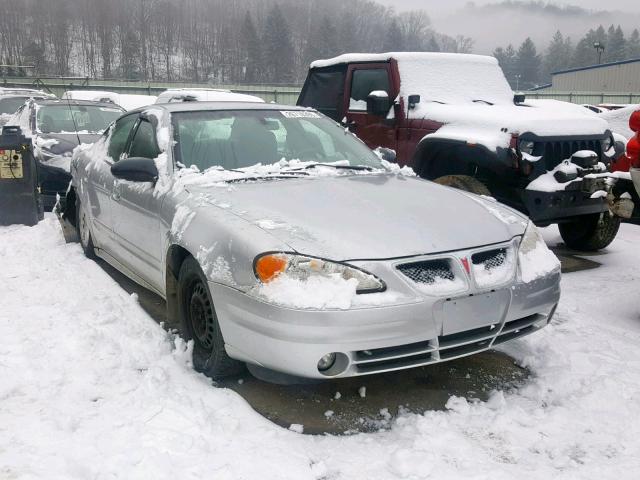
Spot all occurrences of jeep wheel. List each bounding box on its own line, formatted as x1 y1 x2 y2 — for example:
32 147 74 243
433 175 492 196
558 213 621 251
177 256 243 378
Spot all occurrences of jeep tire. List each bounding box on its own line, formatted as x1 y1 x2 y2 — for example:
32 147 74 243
558 213 621 251
433 175 492 196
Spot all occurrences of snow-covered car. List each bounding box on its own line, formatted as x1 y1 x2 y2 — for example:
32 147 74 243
0 88 54 126
155 88 264 104
298 53 628 251
5 98 125 210
62 90 158 111
67 102 561 381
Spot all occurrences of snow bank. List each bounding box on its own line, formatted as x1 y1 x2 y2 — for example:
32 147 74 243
2 218 640 479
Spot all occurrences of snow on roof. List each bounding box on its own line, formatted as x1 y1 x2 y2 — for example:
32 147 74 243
310 52 498 69
155 89 264 104
62 90 157 111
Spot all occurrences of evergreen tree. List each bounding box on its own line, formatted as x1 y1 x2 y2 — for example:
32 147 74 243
383 19 404 51
317 15 338 59
241 12 262 83
515 37 541 88
493 44 517 87
627 29 640 58
263 4 294 83
542 31 573 81
572 27 606 67
607 25 626 62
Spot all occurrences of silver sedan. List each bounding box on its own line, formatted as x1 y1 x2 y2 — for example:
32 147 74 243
69 102 561 380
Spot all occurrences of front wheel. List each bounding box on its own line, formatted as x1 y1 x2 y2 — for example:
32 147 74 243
433 175 492 196
177 257 243 378
76 197 96 259
558 213 621 251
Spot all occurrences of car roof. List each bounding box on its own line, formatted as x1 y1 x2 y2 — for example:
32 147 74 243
132 101 310 114
31 98 126 109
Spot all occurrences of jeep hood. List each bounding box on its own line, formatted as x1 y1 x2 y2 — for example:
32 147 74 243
185 174 527 260
416 100 609 151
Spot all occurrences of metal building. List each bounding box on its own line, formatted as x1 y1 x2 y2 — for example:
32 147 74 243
545 58 640 93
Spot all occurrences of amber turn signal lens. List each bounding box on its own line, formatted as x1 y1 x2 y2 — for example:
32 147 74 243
255 255 288 282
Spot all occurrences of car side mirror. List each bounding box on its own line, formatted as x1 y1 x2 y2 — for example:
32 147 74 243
111 157 158 183
375 147 397 163
408 95 421 109
514 93 526 104
366 91 390 117
630 110 640 133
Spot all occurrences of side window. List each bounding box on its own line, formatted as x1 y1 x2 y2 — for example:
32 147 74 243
107 114 138 161
298 69 345 121
128 120 160 159
349 69 390 111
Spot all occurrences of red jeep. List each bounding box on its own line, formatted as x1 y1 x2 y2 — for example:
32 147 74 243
298 52 630 251
627 111 640 197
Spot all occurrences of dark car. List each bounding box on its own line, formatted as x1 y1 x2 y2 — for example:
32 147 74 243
298 52 629 251
6 99 124 210
0 89 54 126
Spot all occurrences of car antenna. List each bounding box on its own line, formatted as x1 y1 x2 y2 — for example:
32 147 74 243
64 95 82 146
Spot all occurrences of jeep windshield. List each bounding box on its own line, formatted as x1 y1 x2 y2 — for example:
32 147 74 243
397 55 514 106
172 109 383 174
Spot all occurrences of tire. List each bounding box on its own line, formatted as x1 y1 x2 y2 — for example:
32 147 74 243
76 197 96 259
559 213 621 251
177 256 243 378
433 175 492 196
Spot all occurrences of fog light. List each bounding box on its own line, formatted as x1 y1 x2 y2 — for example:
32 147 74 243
317 353 337 372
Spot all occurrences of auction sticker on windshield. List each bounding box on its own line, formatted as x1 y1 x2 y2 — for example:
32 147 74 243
280 111 321 119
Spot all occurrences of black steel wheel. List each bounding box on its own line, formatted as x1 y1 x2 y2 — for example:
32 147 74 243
177 256 243 378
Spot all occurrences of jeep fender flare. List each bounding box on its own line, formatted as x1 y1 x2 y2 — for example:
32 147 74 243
412 136 510 180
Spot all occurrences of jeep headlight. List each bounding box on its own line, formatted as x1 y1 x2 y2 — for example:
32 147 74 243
254 253 385 293
519 139 535 155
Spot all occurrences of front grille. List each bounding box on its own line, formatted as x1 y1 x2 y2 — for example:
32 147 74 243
472 248 507 272
397 259 454 284
541 139 602 170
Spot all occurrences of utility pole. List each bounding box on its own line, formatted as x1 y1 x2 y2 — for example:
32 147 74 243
593 42 605 64
515 74 521 91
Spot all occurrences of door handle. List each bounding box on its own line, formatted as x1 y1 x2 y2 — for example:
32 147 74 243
111 181 121 202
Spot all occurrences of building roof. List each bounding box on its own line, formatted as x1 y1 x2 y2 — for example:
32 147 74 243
552 58 640 76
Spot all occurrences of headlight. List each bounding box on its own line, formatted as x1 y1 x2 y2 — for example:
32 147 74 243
517 221 561 283
602 134 613 152
254 253 385 294
519 139 535 155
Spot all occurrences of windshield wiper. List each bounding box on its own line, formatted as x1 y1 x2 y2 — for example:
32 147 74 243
300 163 374 171
225 173 309 183
472 99 494 105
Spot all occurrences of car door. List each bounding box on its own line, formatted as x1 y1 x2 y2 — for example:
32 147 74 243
343 64 397 152
85 113 138 252
111 115 165 293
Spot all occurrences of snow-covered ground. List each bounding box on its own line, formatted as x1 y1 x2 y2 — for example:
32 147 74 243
1 217 639 479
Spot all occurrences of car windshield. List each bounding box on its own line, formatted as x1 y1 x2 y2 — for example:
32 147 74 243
0 96 30 115
171 109 383 172
36 104 123 134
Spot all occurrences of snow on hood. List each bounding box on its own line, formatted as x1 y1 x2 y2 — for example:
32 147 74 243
600 104 640 140
183 174 527 260
418 100 609 152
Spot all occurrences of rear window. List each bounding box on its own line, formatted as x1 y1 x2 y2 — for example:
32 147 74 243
0 97 29 115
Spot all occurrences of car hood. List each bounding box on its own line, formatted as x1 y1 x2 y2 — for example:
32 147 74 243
185 174 528 260
417 100 609 140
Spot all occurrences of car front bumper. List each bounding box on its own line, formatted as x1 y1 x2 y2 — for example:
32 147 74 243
210 270 560 379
